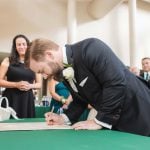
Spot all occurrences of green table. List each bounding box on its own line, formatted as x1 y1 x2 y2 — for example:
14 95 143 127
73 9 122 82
35 106 50 118
0 118 150 150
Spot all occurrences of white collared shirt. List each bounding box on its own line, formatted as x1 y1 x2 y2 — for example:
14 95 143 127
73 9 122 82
144 72 150 81
62 47 68 65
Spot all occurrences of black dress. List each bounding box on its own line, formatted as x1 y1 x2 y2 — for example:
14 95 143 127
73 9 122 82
2 62 36 118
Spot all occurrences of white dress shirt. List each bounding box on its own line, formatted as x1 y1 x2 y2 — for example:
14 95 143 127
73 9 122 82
144 72 150 81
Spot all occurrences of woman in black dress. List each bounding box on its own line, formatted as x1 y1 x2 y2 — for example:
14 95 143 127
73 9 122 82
0 34 41 118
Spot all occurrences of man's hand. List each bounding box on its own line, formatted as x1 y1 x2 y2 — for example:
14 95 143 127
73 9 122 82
72 120 103 130
45 112 65 125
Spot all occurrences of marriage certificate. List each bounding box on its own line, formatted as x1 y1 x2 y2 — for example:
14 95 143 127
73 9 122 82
0 122 72 131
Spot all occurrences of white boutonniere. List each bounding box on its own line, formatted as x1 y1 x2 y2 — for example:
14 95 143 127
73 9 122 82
63 65 78 92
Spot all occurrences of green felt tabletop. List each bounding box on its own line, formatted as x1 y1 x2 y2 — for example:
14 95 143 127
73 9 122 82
0 118 150 150
35 106 50 118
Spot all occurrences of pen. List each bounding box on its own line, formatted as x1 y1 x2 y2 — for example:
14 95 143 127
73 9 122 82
51 106 54 113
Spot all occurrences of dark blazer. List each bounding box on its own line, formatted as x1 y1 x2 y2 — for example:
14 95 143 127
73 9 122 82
64 38 150 136
140 71 150 88
140 70 144 78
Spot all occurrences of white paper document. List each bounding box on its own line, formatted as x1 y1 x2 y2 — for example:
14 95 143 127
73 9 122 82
0 122 72 131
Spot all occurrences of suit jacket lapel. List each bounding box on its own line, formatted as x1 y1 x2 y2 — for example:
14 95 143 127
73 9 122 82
65 45 88 98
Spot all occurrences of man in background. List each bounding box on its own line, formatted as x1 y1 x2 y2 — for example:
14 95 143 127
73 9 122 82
140 57 150 81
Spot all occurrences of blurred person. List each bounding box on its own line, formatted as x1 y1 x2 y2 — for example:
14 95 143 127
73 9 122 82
129 66 140 76
49 78 72 114
140 57 150 81
0 34 41 118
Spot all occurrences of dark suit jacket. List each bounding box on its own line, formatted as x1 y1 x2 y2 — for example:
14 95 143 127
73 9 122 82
64 38 150 136
140 71 150 88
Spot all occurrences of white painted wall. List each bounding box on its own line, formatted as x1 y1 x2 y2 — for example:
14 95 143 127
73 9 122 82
0 0 150 68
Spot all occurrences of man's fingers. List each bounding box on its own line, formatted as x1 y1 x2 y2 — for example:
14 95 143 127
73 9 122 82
45 112 53 117
72 123 87 130
45 112 59 126
72 120 102 130
72 121 84 128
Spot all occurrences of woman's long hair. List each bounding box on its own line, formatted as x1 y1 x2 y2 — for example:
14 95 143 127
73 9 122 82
9 34 30 64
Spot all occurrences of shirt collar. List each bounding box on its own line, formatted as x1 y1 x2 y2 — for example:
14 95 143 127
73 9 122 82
144 71 150 75
62 47 68 65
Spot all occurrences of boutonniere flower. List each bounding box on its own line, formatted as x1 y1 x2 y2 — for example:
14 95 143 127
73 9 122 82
63 65 78 92
63 67 74 80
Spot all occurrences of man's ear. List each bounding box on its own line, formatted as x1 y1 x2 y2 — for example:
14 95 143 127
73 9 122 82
45 50 54 59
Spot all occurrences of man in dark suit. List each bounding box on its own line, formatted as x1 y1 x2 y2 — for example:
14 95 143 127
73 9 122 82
140 57 150 88
28 38 150 136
